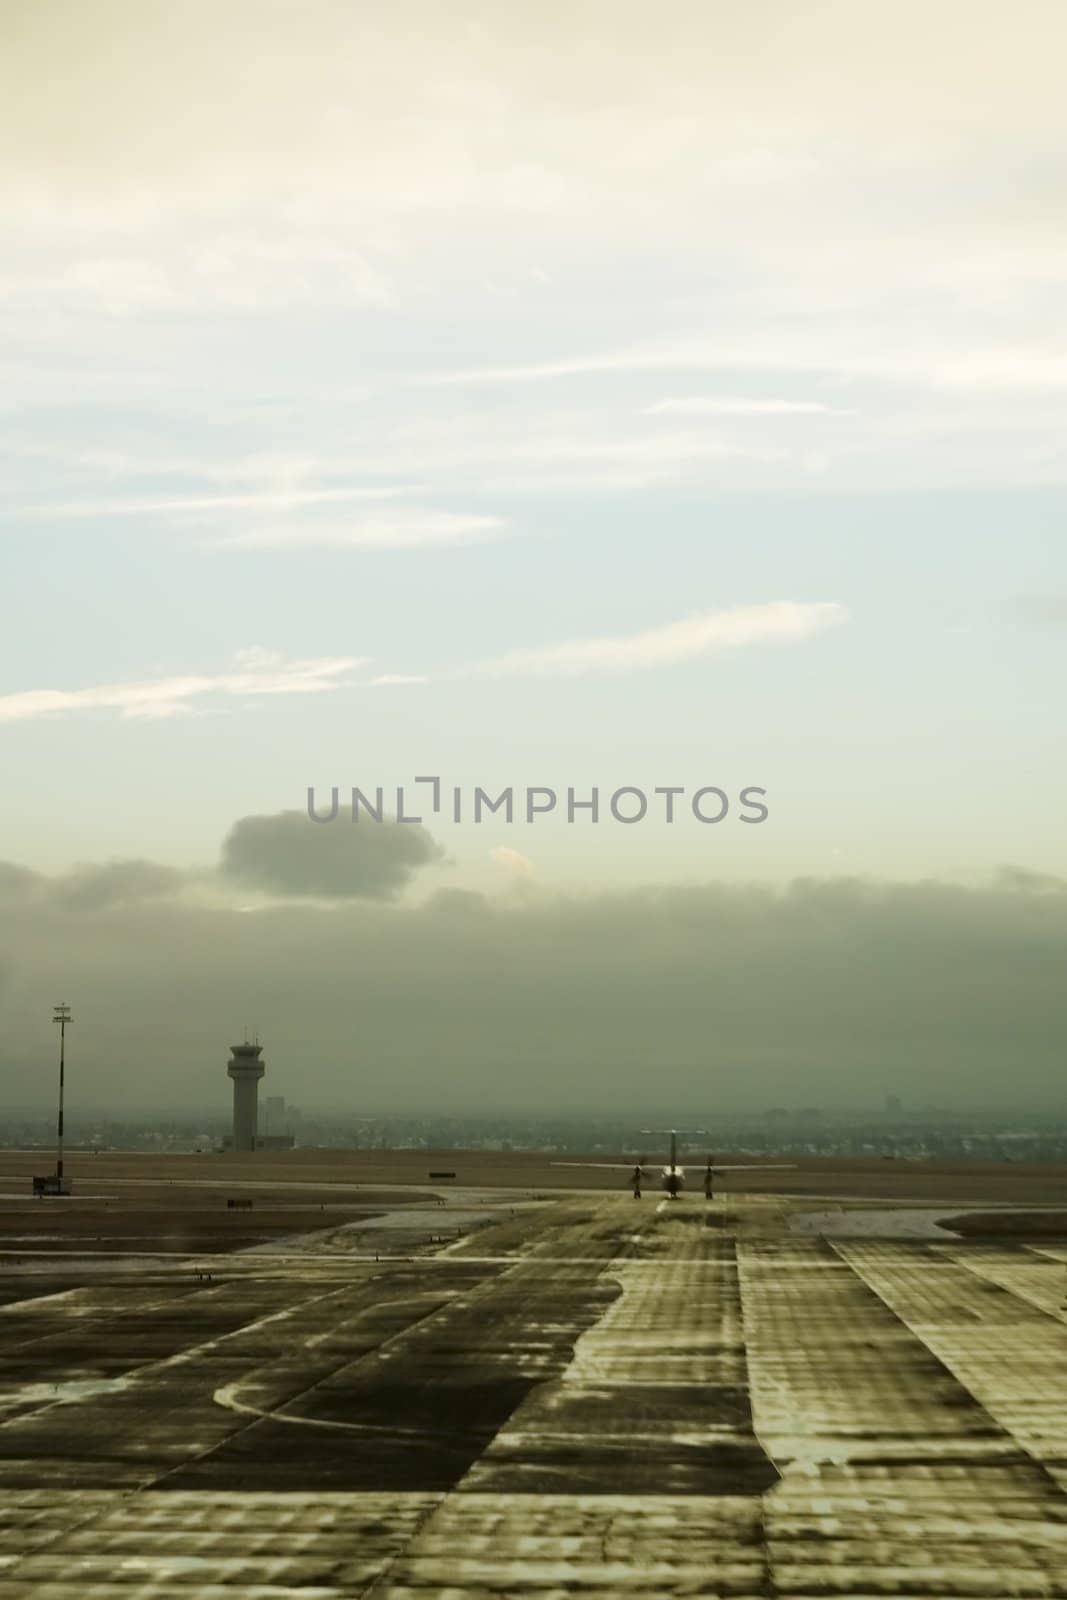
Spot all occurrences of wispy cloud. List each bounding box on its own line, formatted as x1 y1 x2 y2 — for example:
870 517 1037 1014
457 601 847 679
643 396 844 417
34 486 423 519
409 337 1067 396
0 649 361 725
0 239 396 317
17 476 507 552
409 351 665 389
218 510 506 550
0 605 848 723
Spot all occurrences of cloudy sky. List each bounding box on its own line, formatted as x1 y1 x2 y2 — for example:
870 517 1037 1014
2 2 1066 1111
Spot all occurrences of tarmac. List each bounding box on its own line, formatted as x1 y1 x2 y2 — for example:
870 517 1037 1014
2 1157 1067 1595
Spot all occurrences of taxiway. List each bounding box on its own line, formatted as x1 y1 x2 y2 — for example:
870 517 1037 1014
1 1166 1067 1594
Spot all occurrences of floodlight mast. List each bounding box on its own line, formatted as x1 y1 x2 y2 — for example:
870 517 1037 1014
52 1004 72 1183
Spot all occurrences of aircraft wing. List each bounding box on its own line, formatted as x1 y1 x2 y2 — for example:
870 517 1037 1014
550 1161 796 1172
706 1163 796 1172
550 1161 648 1170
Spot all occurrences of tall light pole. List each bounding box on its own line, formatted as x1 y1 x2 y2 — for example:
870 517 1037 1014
53 1004 72 1185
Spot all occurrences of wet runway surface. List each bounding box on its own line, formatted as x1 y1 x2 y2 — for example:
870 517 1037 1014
3 1191 1067 1594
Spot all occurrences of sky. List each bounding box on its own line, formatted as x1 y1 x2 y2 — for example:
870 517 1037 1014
2 1 1066 1113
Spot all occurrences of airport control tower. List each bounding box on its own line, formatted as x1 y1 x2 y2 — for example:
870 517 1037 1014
227 1039 265 1151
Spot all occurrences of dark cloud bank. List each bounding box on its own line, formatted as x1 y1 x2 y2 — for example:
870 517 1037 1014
2 812 1065 1114
220 809 445 899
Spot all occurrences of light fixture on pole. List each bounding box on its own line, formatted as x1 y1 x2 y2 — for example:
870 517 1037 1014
53 1003 72 1187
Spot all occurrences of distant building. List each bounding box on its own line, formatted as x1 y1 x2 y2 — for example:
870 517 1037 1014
227 1040 265 1151
884 1093 903 1116
264 1095 286 1135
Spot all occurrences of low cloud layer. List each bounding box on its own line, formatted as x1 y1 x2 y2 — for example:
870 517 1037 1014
1 835 1065 1114
0 858 186 910
50 860 187 912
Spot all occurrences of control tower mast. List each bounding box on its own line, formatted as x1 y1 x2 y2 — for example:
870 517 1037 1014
227 1038 265 1152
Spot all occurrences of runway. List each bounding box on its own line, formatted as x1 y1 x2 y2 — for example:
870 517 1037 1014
2 1190 1067 1595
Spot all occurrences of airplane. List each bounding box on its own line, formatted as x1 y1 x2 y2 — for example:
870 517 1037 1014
553 1128 794 1199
